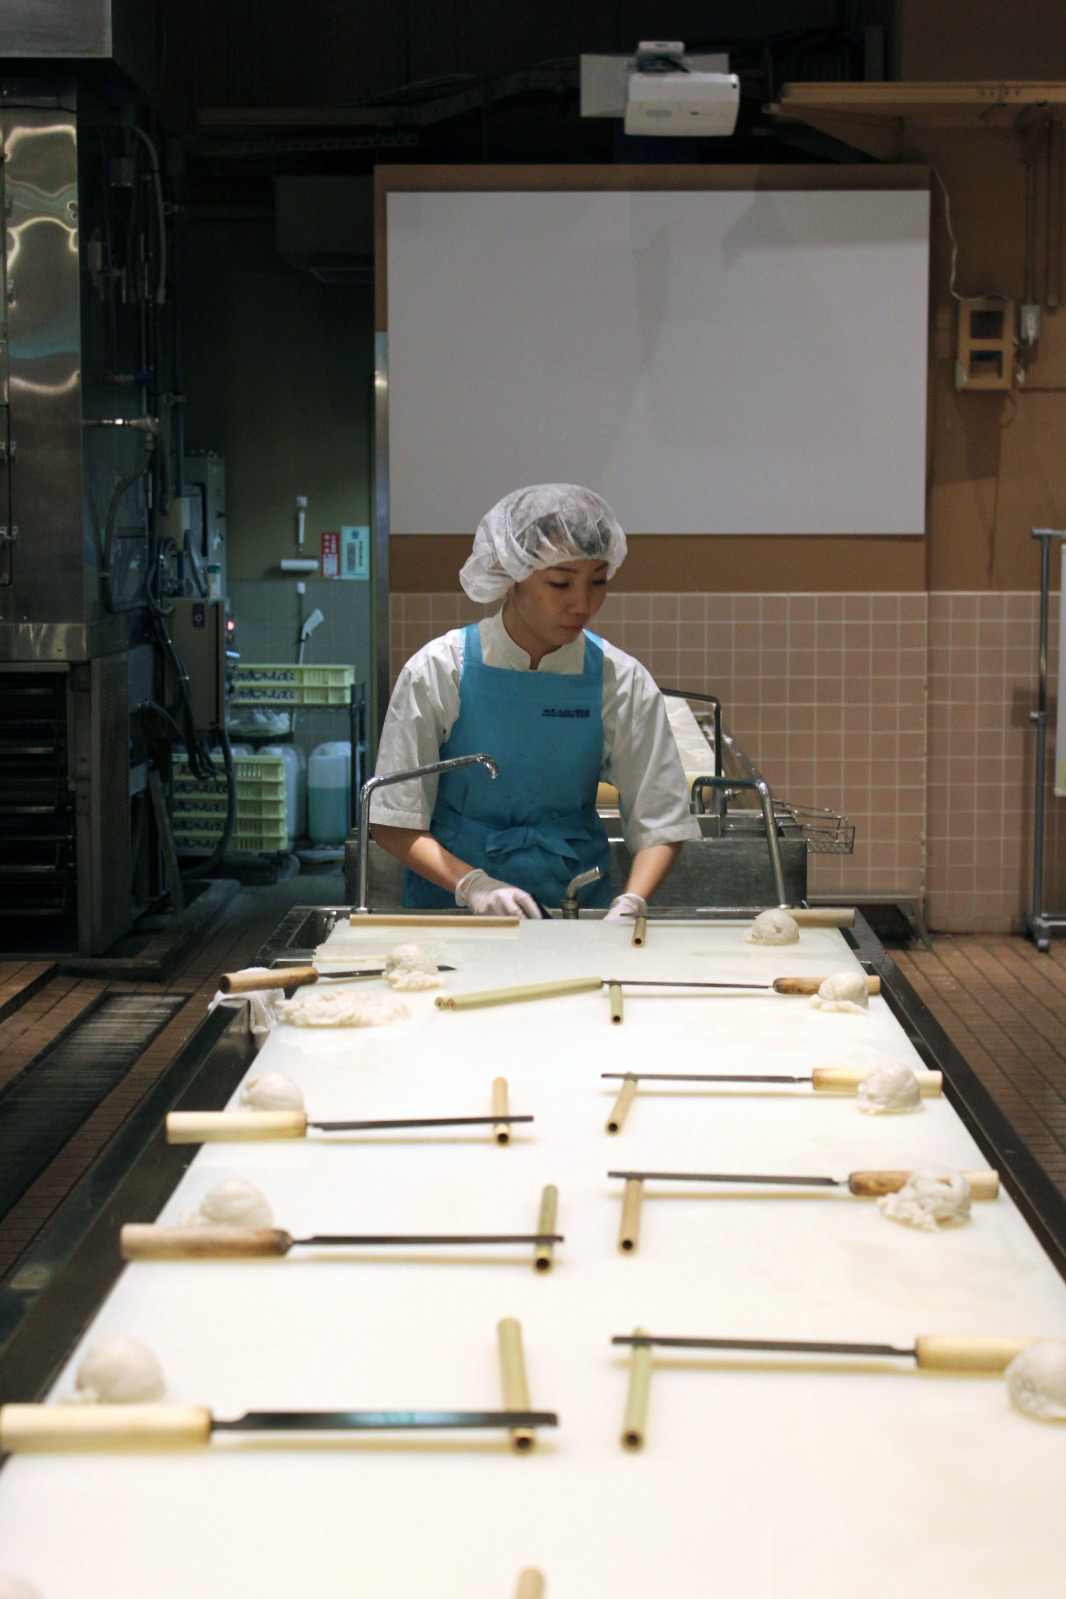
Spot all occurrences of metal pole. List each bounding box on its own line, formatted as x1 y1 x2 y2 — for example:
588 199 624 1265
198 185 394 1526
1032 531 1051 922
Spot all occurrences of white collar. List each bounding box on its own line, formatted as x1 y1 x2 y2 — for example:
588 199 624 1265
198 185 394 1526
481 608 585 674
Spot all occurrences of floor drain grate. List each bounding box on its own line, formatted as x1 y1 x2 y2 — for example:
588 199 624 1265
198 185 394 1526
0 992 187 1222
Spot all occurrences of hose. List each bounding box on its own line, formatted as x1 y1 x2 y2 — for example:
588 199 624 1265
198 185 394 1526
131 126 166 306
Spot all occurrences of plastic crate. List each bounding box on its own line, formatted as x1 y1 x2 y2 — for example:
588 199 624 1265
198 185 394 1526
172 753 289 854
232 663 355 708
173 816 289 853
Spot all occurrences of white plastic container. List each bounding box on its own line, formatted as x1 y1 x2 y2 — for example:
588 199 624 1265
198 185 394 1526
261 744 302 843
308 741 351 844
293 743 308 839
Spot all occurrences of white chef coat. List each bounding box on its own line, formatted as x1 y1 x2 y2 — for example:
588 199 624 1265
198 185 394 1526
371 610 701 855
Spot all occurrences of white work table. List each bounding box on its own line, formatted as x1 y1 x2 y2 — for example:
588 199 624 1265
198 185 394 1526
0 917 1064 1598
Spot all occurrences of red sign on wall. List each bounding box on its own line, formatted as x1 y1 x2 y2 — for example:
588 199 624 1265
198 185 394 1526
321 530 339 578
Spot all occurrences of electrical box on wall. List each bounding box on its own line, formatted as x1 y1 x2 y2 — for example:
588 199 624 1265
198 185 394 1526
166 599 226 734
955 297 1015 390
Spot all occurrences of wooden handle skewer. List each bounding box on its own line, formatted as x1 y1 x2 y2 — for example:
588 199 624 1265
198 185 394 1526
850 1169 999 1199
0 1404 213 1452
786 907 856 928
606 1075 638 1134
220 966 318 994
515 1570 545 1599
534 1186 559 1273
612 1332 1037 1377
609 982 623 1025
631 916 647 947
350 912 519 927
619 1179 644 1253
772 975 880 995
812 1066 942 1096
497 1318 535 1452
492 1077 511 1145
913 1336 1035 1371
621 1327 653 1452
167 1110 308 1143
437 975 879 1012
122 1225 291 1260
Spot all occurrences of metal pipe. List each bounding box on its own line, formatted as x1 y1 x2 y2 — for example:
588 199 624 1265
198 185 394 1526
689 774 788 908
355 753 499 914
1032 530 1051 921
656 688 723 779
560 865 602 918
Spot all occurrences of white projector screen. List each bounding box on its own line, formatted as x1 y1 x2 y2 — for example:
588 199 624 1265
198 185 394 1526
386 187 929 535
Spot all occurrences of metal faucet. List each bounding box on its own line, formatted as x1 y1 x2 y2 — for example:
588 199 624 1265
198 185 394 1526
690 773 788 909
354 754 500 914
560 866 603 919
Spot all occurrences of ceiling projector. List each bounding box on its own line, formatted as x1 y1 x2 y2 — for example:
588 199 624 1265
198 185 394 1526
623 41 740 137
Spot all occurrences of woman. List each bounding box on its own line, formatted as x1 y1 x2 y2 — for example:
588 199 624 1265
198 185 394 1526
370 483 700 917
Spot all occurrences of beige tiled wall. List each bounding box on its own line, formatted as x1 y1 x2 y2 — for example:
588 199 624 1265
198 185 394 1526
389 590 1058 932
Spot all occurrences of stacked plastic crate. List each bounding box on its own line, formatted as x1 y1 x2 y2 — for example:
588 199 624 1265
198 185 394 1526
231 663 355 707
172 665 356 855
172 752 289 855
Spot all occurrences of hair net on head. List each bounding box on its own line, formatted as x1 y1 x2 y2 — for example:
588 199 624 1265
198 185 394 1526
459 484 627 603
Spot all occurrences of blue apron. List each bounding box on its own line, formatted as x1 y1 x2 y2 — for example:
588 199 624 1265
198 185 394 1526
403 623 613 911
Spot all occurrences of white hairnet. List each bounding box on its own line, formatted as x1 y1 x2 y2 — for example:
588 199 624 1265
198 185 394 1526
459 484 627 603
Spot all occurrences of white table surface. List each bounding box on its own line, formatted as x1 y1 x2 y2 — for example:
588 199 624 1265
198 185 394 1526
1 918 1064 1598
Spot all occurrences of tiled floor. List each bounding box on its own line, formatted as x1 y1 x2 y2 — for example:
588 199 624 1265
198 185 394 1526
1 903 1065 1289
897 936 1066 1200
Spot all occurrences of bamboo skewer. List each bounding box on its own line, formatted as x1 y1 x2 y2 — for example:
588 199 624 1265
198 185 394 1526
608 982 624 1025
166 1108 534 1144
437 974 880 1013
606 1075 639 1133
436 977 603 1011
611 1168 1000 1201
492 1077 512 1145
621 1326 653 1452
601 1066 942 1132
613 1332 1039 1450
611 1168 999 1252
619 1179 644 1253
349 912 519 927
534 1186 559 1273
497 1318 535 1452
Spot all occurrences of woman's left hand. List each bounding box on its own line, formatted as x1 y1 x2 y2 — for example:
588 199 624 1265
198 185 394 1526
605 892 647 921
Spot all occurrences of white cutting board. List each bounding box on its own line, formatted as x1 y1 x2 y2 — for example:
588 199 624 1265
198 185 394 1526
0 919 1063 1599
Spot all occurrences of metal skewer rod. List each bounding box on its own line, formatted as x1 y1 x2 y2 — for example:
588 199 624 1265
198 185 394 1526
611 1334 1036 1369
0 1405 558 1452
609 1168 999 1198
166 1110 534 1144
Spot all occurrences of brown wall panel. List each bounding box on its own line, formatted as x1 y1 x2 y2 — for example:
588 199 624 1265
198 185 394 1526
390 533 926 592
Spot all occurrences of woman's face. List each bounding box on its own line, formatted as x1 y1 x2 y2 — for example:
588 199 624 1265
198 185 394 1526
505 559 609 654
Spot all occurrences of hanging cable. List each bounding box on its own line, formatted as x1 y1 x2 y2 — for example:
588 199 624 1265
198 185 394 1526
131 126 167 305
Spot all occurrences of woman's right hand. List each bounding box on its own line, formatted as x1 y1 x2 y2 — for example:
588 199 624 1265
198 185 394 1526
455 868 542 919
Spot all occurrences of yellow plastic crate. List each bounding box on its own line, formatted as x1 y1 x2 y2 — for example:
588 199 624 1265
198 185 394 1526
232 663 355 707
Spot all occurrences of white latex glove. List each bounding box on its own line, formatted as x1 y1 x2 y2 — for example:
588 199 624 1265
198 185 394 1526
605 892 647 921
455 867 542 919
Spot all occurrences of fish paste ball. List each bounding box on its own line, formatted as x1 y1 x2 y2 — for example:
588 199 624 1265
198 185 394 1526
744 908 799 945
198 1178 273 1228
878 1167 971 1230
240 1072 304 1111
810 971 869 1012
75 1334 165 1403
856 1061 922 1115
1005 1340 1066 1422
